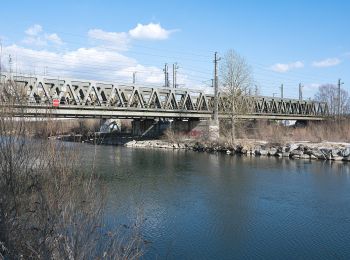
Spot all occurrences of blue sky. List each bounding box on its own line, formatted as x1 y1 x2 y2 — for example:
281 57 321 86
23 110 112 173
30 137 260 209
0 0 349 98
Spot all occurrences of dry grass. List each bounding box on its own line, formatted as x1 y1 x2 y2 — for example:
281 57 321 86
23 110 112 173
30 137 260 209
9 119 102 138
163 118 350 146
162 128 193 143
0 82 144 259
233 119 350 143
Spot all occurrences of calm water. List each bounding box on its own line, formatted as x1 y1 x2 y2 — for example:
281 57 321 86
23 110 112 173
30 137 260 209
80 144 350 259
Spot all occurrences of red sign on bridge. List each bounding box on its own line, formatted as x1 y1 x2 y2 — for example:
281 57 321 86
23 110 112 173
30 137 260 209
52 99 60 107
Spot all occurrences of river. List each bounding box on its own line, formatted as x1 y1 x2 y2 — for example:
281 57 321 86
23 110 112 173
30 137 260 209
80 144 350 259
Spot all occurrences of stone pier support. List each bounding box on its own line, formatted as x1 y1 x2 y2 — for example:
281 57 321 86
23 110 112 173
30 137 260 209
131 118 219 139
132 119 170 137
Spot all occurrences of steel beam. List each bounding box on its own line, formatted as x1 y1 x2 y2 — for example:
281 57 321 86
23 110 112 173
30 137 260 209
0 73 329 120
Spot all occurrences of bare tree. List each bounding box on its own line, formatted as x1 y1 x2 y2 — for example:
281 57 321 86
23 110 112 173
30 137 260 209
314 84 350 115
219 49 253 141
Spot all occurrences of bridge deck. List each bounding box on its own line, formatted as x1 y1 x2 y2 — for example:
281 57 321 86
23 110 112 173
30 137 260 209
3 104 325 120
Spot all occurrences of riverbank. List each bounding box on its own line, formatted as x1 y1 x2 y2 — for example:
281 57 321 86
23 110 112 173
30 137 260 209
50 132 350 162
124 139 350 162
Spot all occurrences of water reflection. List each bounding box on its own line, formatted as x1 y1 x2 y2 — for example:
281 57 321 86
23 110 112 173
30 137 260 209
79 144 350 259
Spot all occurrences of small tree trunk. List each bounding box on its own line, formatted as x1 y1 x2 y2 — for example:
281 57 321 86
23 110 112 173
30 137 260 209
231 95 236 143
231 116 235 143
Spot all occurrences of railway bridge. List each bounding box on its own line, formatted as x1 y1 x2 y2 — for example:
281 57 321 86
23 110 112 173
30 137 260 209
0 73 329 136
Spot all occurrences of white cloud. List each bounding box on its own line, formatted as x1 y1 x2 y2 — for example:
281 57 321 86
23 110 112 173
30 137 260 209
270 61 304 73
87 23 176 50
88 29 129 50
25 24 42 36
2 44 200 87
2 23 206 88
23 24 64 46
45 33 63 45
129 23 176 40
1 44 167 84
115 64 163 84
312 58 341 68
23 36 47 46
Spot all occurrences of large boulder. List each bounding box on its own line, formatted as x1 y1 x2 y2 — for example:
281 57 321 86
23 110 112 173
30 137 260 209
193 142 205 152
125 140 137 147
343 156 350 162
286 143 299 152
281 146 288 153
310 154 318 160
242 144 251 154
332 155 344 161
298 144 305 151
340 147 350 157
290 149 303 156
282 152 290 157
331 149 341 157
260 149 268 156
268 147 278 156
300 154 311 160
311 149 326 159
320 148 332 160
303 146 313 155
255 148 268 156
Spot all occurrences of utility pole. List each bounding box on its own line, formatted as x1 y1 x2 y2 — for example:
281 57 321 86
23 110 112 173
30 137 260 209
172 63 179 88
213 52 221 123
15 54 17 76
0 38 2 78
280 84 284 99
8 54 12 76
163 63 169 88
338 79 344 116
255 85 258 96
133 71 137 84
299 83 303 101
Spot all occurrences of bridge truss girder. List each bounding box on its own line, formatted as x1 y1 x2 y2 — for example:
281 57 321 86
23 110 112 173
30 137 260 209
0 73 329 120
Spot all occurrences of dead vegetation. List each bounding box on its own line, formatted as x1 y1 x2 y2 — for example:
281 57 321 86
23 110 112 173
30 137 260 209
161 119 350 146
162 128 190 143
220 119 350 144
0 81 143 259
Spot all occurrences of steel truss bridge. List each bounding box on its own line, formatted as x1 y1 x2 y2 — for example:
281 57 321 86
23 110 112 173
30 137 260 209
0 73 329 120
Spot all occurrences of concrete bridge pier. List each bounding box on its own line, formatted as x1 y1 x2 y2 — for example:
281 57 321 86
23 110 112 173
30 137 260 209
131 118 215 138
295 120 308 127
99 119 122 133
132 119 170 137
170 119 213 138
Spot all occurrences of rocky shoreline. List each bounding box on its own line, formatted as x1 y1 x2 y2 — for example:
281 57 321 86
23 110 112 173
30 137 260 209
125 139 350 162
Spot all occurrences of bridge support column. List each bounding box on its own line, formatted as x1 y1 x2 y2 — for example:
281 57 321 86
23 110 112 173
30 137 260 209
132 119 170 138
131 118 221 139
170 119 202 136
170 119 217 139
99 119 122 133
295 120 308 127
